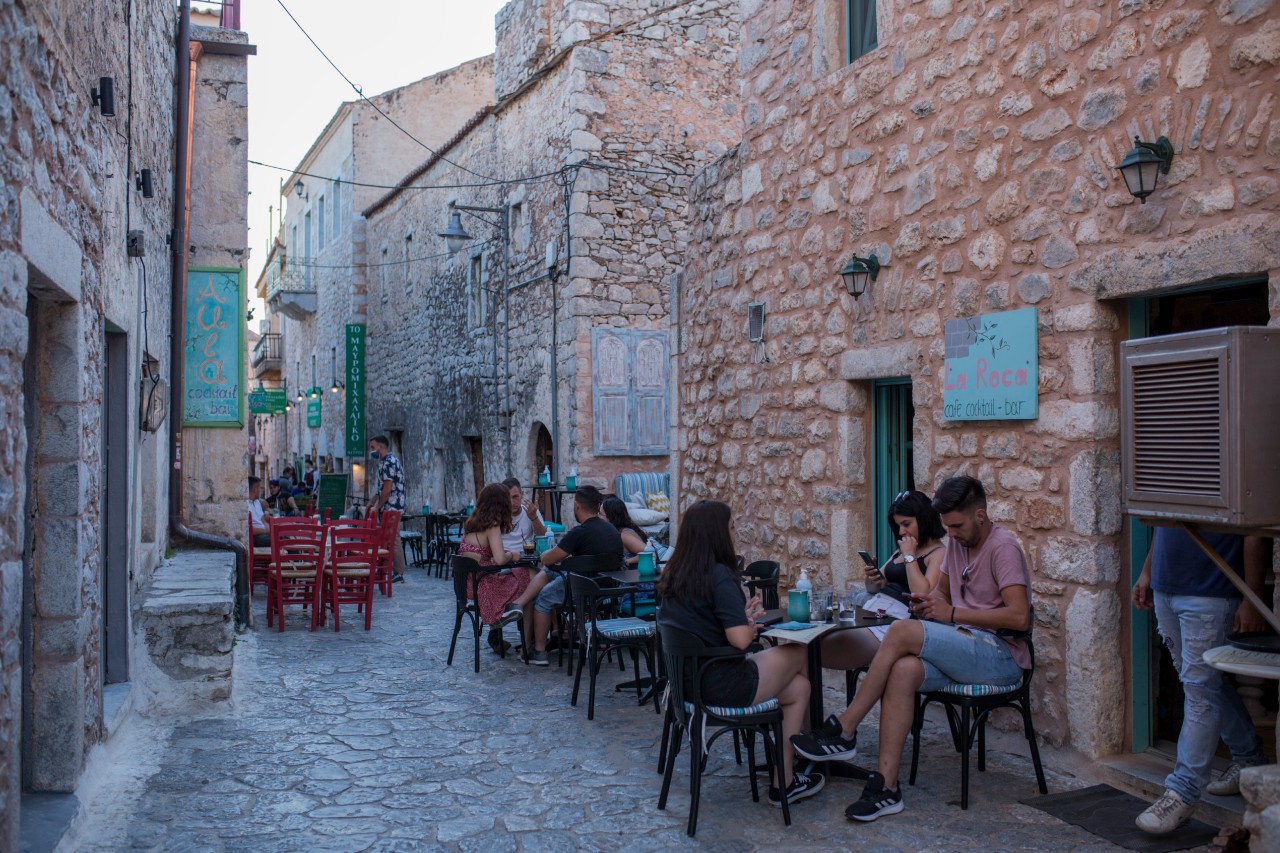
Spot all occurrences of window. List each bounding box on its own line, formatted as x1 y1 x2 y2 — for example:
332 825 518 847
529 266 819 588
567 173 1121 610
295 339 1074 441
403 232 413 295
846 0 878 64
591 327 669 456
509 203 523 250
468 255 486 327
332 178 342 239
317 195 326 253
303 211 313 288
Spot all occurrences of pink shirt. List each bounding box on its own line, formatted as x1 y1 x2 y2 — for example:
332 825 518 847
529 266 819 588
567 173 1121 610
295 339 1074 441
940 524 1032 669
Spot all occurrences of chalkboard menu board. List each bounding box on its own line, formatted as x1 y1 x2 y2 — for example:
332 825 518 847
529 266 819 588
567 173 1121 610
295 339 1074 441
316 473 350 521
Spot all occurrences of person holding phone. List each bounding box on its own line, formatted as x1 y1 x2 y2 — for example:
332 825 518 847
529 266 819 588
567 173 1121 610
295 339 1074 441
818 490 947 679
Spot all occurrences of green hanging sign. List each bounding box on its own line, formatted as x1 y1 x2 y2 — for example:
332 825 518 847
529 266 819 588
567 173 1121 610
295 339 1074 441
345 323 366 455
307 392 322 428
248 387 287 414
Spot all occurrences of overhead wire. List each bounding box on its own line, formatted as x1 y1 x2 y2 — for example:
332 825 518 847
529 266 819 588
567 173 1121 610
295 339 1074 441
288 238 495 270
272 0 501 183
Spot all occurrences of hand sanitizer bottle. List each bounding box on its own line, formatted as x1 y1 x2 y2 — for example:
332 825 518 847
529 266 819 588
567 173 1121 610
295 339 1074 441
565 466 577 491
539 465 551 487
796 568 812 592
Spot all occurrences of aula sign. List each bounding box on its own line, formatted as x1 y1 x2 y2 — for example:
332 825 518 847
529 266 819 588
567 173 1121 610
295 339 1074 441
942 307 1038 421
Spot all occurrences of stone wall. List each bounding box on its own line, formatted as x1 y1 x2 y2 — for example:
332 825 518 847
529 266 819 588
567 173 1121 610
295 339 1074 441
0 1 183 847
679 0 1279 758
362 0 740 512
184 29 254 541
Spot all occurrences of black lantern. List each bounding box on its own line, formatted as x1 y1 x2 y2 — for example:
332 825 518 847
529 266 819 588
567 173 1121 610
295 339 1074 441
438 209 473 254
1116 136 1174 204
840 253 881 298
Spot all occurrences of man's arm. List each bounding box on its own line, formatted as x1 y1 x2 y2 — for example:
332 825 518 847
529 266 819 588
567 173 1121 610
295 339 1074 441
1132 550 1154 611
540 545 569 566
370 477 391 513
1235 536 1269 633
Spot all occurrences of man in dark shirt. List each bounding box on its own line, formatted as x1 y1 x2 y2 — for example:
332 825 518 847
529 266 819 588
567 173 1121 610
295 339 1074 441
509 486 623 665
1132 527 1268 834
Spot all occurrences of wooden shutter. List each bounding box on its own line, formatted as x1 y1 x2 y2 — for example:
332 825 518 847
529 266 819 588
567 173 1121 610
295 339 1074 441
592 328 669 456
592 328 632 454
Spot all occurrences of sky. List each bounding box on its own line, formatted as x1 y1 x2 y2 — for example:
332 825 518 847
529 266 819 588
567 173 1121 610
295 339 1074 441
235 0 509 319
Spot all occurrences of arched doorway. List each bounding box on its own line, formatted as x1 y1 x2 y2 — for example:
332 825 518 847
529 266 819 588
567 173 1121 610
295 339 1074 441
530 422 554 518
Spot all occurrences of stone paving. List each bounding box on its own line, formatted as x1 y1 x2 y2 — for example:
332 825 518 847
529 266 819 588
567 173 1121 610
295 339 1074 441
62 569 1144 852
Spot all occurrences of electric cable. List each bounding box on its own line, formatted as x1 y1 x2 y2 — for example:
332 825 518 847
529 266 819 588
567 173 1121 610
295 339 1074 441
288 238 494 270
273 0 501 183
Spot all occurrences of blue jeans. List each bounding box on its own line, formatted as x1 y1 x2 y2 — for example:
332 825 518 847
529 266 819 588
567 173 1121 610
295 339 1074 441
916 621 1024 692
1154 593 1267 804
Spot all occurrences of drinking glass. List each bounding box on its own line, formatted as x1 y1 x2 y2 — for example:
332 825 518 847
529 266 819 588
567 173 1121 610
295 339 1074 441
522 540 535 556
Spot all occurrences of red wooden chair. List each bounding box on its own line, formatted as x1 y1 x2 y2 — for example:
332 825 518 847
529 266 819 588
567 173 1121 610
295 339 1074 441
373 510 401 597
248 511 271 594
320 524 378 631
266 518 325 631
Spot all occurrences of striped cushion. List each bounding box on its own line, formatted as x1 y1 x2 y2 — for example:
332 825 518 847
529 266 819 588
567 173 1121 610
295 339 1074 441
595 617 655 640
614 472 670 506
936 681 1020 697
399 531 423 540
685 698 781 717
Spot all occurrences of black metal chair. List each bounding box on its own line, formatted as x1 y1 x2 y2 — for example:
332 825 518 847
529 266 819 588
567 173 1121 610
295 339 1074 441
656 624 791 837
742 560 780 609
907 633 1047 808
446 556 524 672
567 573 656 720
555 553 624 672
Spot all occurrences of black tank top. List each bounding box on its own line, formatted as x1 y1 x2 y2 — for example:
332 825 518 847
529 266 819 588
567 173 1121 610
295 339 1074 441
881 546 942 594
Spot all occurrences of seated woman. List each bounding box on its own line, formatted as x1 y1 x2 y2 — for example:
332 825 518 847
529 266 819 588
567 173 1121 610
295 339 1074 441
602 497 652 566
656 500 824 806
264 479 300 517
819 490 947 675
457 482 533 655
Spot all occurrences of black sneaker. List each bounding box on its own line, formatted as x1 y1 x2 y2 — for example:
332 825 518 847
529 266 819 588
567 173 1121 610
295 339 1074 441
791 715 857 762
768 771 825 807
844 771 903 821
498 604 523 627
391 572 405 583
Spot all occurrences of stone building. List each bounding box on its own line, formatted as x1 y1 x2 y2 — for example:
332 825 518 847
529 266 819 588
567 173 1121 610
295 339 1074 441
359 0 740 513
677 0 1279 766
255 58 495 491
0 2 251 848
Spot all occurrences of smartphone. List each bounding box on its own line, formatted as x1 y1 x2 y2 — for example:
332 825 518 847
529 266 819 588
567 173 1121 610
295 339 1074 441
858 550 876 567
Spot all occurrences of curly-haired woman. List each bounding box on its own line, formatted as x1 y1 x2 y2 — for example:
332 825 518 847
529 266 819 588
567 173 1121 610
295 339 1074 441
458 482 532 655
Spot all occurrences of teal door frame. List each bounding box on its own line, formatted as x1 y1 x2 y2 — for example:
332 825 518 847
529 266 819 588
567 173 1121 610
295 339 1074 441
1127 298 1154 752
872 379 914 566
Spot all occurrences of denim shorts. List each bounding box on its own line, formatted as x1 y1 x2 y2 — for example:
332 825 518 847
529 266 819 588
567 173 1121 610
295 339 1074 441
535 572 565 614
916 620 1023 692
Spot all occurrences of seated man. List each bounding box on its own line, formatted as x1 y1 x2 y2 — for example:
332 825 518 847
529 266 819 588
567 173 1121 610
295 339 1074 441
500 477 547 555
248 476 270 546
791 475 1031 821
505 485 623 666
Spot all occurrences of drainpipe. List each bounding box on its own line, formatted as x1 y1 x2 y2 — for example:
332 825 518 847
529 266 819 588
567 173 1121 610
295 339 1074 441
168 0 250 627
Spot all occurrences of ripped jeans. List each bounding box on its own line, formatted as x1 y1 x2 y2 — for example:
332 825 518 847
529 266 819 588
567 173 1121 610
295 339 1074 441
1154 593 1267 804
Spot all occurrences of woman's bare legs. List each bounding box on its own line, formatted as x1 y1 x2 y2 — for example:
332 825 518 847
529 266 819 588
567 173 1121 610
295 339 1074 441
751 642 810 788
819 628 882 672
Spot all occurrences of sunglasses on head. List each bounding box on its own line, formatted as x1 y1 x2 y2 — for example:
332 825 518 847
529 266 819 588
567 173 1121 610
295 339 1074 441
894 490 911 501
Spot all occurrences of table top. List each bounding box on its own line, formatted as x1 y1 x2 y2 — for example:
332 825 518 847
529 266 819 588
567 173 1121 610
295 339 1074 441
1204 644 1280 679
601 568 660 585
762 609 895 645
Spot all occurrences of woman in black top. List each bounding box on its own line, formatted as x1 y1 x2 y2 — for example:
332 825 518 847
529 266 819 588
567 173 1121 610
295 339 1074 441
602 497 650 565
656 500 824 806
820 489 946 673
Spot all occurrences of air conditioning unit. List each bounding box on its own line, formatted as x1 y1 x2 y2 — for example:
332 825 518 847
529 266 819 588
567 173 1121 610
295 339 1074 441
1120 326 1280 530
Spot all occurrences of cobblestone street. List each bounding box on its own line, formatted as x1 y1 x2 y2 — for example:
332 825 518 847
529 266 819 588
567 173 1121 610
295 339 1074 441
63 569 1133 852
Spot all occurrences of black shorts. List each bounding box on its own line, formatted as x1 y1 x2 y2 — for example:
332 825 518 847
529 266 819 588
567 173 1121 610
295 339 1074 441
697 658 759 708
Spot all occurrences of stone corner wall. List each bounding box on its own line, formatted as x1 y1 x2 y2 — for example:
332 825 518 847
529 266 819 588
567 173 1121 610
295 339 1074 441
133 550 235 712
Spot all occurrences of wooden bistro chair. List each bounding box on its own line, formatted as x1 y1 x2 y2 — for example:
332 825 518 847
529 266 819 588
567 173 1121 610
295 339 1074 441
266 518 325 631
248 511 271 594
567 572 656 721
373 509 402 596
447 555 524 673
320 524 378 631
742 560 780 610
656 624 791 837
907 628 1047 809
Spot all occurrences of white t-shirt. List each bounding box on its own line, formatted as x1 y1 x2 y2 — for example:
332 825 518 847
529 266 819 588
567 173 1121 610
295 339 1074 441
248 498 265 531
502 506 544 552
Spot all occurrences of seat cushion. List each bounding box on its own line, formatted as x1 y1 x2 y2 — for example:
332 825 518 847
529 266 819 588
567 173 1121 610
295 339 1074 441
686 697 781 717
935 681 1021 697
595 617 655 640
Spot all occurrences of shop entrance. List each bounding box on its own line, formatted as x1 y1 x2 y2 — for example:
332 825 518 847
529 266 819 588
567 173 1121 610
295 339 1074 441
872 378 915 565
1128 278 1275 758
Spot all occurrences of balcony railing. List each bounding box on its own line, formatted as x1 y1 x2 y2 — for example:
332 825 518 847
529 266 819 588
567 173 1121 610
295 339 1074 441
252 332 281 367
263 258 313 304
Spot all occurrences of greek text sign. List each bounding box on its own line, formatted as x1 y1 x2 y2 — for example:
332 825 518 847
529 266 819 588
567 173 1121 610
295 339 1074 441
345 323 366 455
248 387 286 414
184 267 244 427
942 307 1038 421
307 394 322 428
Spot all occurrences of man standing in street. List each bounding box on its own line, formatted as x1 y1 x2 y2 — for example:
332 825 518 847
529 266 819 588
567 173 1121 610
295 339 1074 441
368 435 407 582
1132 527 1269 834
791 475 1031 822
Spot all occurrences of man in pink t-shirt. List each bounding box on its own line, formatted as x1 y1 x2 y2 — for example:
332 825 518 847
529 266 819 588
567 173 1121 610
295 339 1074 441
792 475 1031 822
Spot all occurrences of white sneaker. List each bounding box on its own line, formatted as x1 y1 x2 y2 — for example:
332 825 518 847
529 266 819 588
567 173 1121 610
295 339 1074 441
1206 763 1243 796
1135 790 1195 835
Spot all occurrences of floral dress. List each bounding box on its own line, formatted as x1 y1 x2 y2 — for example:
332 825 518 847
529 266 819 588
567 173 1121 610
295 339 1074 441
458 539 531 626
